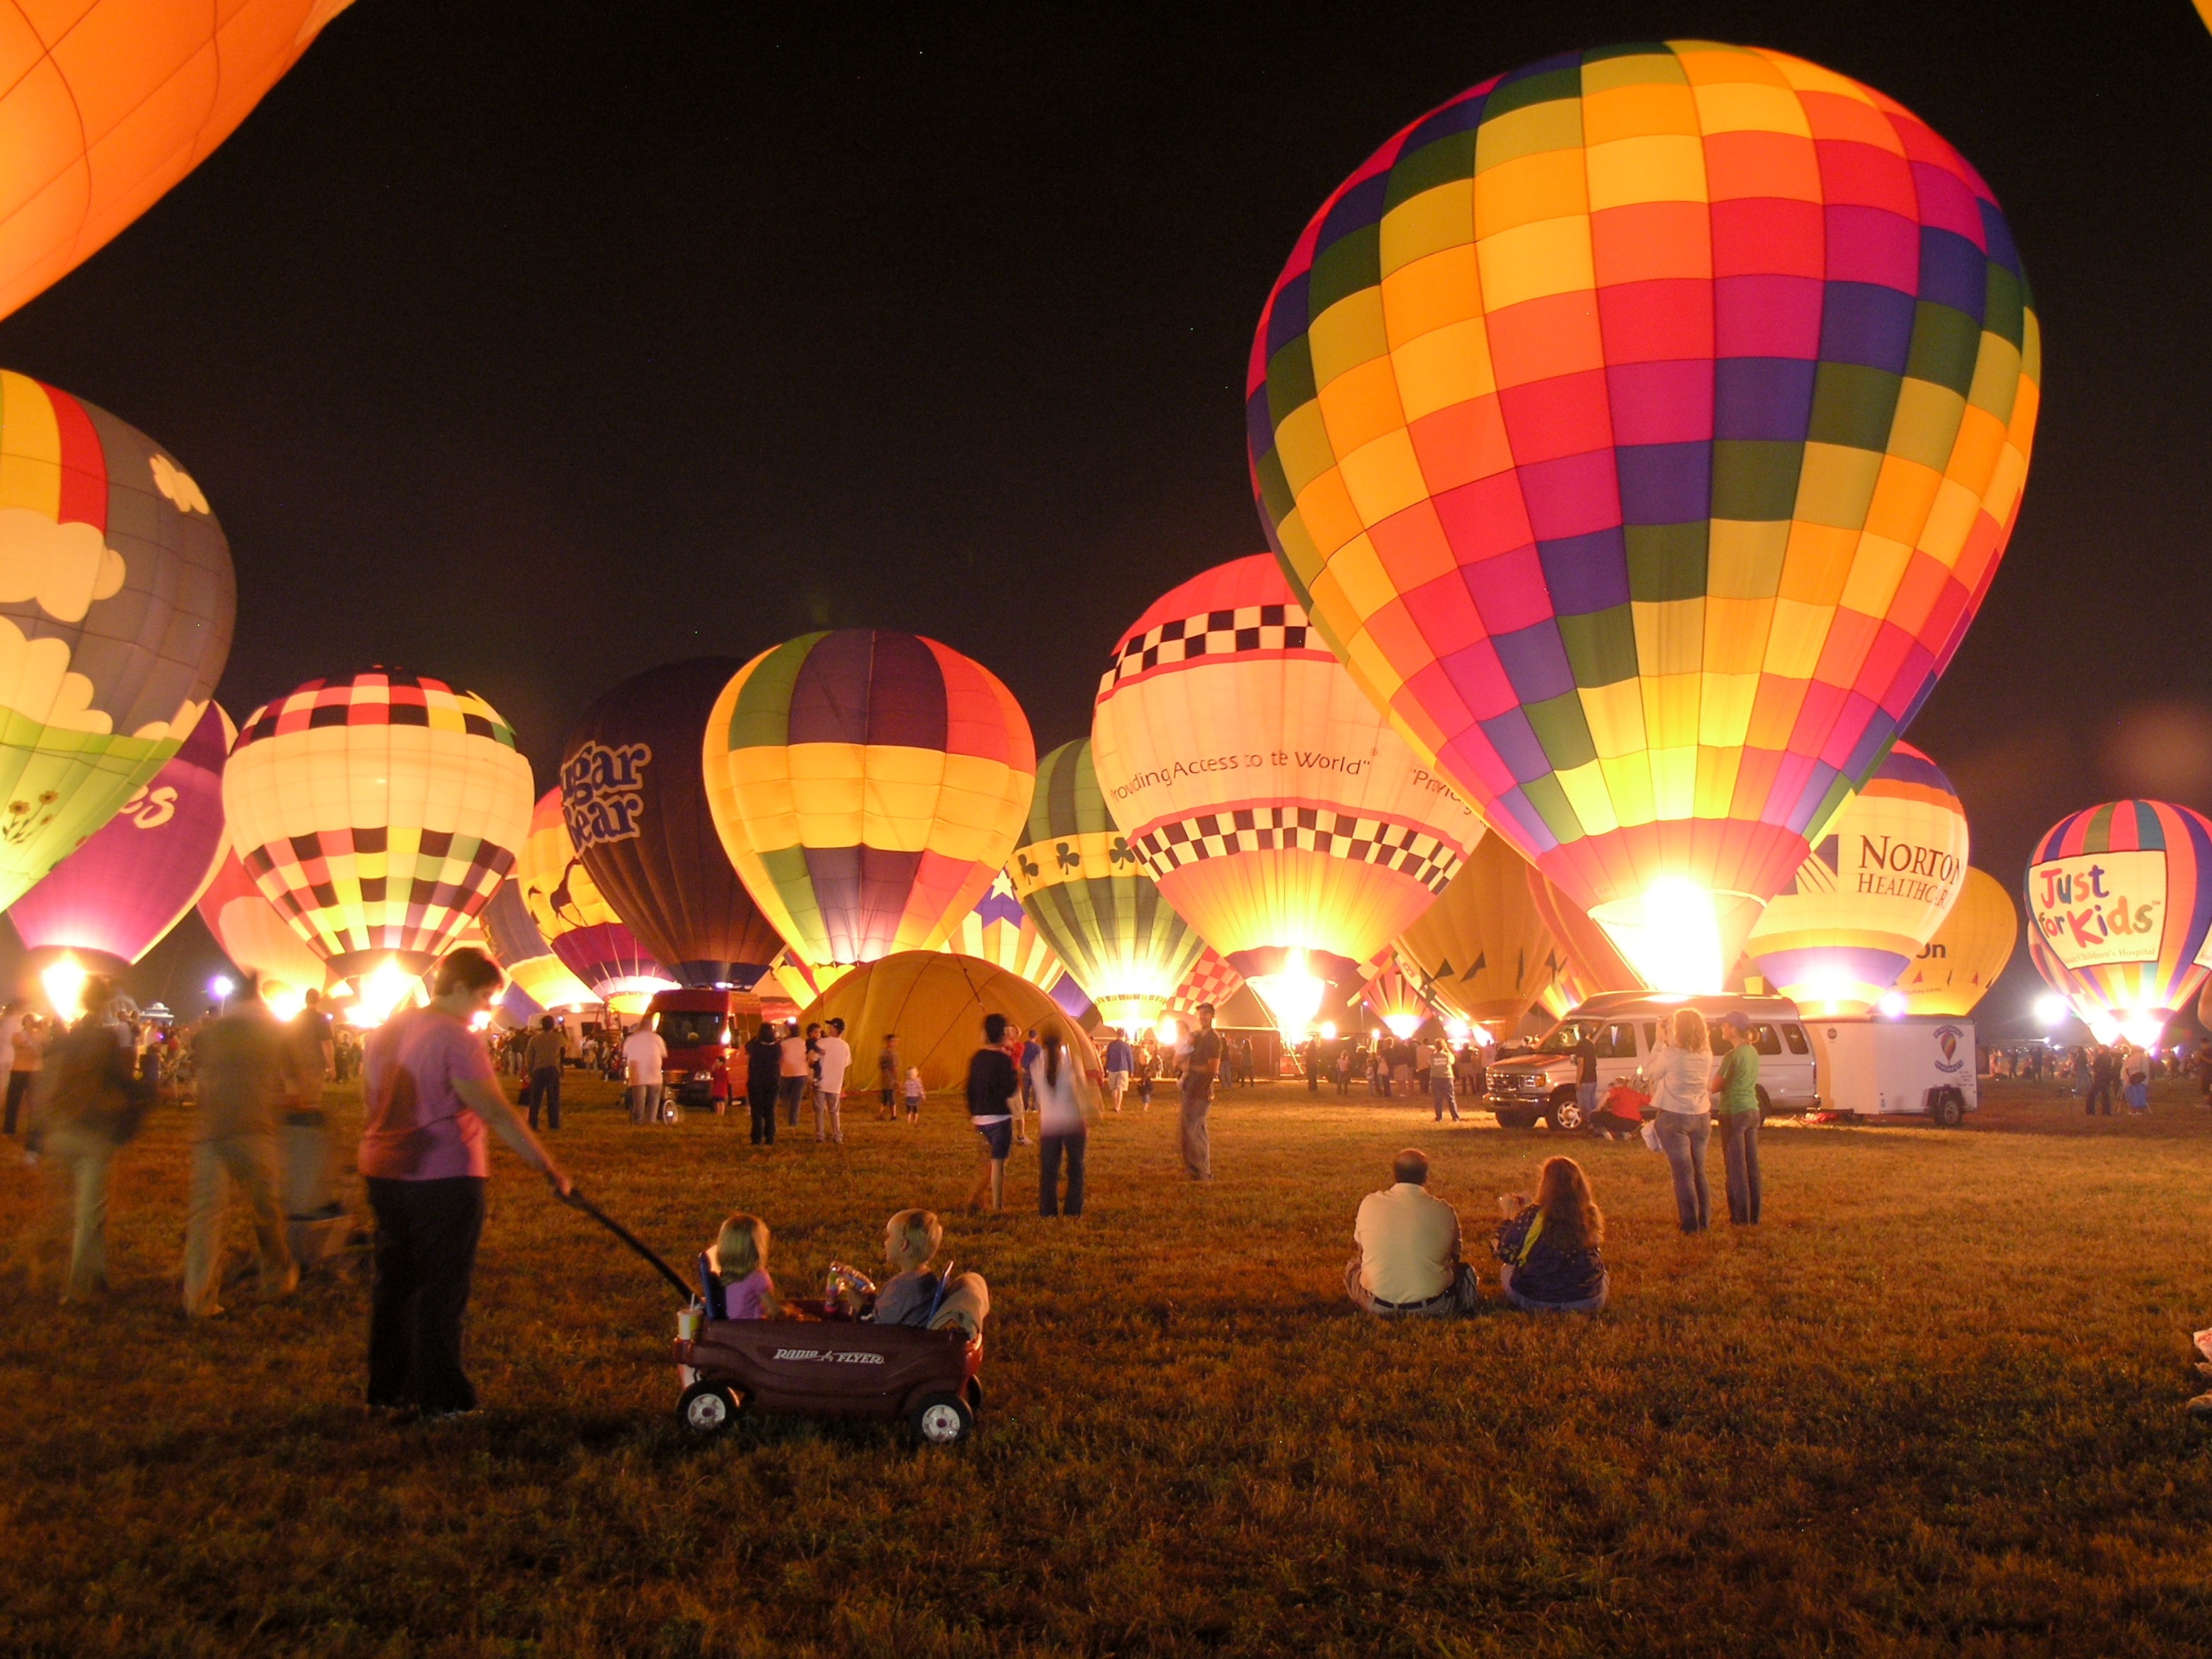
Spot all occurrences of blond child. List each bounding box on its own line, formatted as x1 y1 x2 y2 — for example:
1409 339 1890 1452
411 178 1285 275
902 1066 924 1123
711 1213 776 1320
872 1208 943 1327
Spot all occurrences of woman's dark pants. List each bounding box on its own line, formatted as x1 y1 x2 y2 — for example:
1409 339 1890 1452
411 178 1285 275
1722 1110 1762 1223
366 1176 486 1413
749 1084 777 1145
1039 1131 1087 1216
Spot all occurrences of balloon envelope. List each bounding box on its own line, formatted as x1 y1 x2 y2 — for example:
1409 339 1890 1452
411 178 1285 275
197 842 327 990
2025 800 2212 1045
797 951 1099 1095
1746 741 1968 1014
941 867 1067 995
1395 830 1557 1025
0 372 234 909
703 629 1036 970
1895 866 2015 1017
222 671 535 980
1247 43 2039 992
515 787 674 1002
1010 737 1207 1029
8 703 231 963
560 657 784 989
1089 554 1484 1020
0 2 353 323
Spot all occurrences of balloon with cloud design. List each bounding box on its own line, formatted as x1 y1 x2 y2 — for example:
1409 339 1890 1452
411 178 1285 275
0 371 234 910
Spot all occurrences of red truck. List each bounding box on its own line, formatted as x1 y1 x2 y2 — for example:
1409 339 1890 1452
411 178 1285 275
645 987 764 1113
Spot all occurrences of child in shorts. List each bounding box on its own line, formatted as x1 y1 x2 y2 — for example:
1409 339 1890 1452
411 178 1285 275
903 1066 924 1123
872 1208 943 1327
711 1213 776 1319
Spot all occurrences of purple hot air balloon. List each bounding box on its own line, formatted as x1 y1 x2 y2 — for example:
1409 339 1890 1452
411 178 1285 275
8 705 233 970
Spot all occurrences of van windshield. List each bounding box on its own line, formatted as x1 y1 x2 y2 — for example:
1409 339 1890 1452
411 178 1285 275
653 1012 729 1048
1536 1023 1594 1055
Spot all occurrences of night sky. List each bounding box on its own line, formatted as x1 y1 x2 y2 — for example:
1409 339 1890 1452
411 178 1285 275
5 0 2209 1023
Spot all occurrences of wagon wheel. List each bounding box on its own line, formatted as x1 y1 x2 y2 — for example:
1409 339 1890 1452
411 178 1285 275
910 1391 975 1447
965 1376 984 1415
677 1381 741 1437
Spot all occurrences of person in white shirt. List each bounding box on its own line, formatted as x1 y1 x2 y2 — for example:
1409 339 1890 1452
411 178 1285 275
1345 1148 1477 1318
622 1024 670 1126
812 1017 851 1144
776 1021 810 1126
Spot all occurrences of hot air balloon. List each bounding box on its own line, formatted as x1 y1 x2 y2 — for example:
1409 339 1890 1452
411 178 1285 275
0 372 234 908
8 703 230 970
1091 555 1484 1033
1895 866 2015 1017
221 671 535 990
941 867 1067 993
560 658 785 989
1526 866 1643 999
701 630 1036 976
2025 800 2212 1047
1247 43 2038 992
1357 955 1440 1038
1009 737 1208 1030
1745 741 1969 1014
796 951 1100 1096
477 876 595 1012
198 841 328 992
1395 830 1556 1027
515 786 675 1010
0 2 353 324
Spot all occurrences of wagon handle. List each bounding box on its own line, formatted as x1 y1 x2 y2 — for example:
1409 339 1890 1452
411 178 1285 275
564 1188 695 1301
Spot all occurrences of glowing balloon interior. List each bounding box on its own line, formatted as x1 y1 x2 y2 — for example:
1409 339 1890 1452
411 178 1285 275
1248 43 2038 991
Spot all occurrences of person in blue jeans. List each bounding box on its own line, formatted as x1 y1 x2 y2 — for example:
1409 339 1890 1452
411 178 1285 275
1646 1007 1713 1233
1710 1014 1762 1224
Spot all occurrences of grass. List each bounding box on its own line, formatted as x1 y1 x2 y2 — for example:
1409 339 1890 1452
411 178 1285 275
2 1070 2211 1656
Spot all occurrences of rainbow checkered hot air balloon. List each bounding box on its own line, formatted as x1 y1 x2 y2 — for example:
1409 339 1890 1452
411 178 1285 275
702 630 1036 976
1745 740 1968 1015
2025 801 2212 1047
1009 737 1209 1032
220 672 535 988
1247 43 2038 992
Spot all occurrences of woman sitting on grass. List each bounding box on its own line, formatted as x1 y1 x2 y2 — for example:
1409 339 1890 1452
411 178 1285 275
711 1213 776 1319
1494 1156 1608 1313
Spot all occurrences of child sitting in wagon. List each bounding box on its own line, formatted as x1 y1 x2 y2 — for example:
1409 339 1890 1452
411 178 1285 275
707 1212 777 1320
873 1208 945 1327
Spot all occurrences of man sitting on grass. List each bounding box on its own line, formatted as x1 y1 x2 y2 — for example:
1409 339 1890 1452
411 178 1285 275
1344 1148 1477 1318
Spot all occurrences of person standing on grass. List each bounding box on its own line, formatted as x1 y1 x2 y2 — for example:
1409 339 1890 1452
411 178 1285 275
876 1033 900 1121
1647 1007 1713 1233
965 1012 1020 1211
0 1001 20 1135
745 1019 782 1145
1430 1041 1461 1122
358 949 569 1420
623 1020 669 1125
1018 1027 1040 1145
1104 1028 1133 1112
1711 1014 1762 1225
1030 1021 1096 1218
1573 1026 1599 1128
1180 1002 1223 1181
6 1012 46 1138
1134 1034 1158 1110
24 983 147 1304
521 1017 565 1131
182 981 297 1318
814 1017 851 1143
776 1021 810 1126
1346 1147 1477 1317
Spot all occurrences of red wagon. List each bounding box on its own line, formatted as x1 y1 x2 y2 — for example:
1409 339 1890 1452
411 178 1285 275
566 1190 985 1446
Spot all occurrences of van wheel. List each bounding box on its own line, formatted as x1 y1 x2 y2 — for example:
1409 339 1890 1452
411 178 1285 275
1755 1085 1773 1123
678 1381 740 1437
1930 1088 1966 1128
1545 1089 1584 1132
911 1391 975 1447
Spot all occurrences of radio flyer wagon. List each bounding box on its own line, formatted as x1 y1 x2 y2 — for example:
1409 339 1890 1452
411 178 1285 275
564 1191 984 1446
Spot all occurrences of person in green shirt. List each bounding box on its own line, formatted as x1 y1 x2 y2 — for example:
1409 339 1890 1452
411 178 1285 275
1709 1014 1762 1225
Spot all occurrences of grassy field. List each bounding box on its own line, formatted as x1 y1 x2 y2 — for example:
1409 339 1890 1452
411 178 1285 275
2 1069 2210 1656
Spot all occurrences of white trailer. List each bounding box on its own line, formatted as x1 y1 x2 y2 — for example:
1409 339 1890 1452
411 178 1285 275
1806 1017 1978 1126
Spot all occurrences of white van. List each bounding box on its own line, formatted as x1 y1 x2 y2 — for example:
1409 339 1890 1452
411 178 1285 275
1483 992 1821 1130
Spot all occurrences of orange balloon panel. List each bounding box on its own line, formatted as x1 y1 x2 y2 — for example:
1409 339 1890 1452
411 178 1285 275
1895 866 2016 1017
0 1 353 322
1526 864 1645 1004
1090 554 1484 990
1395 831 1558 1026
